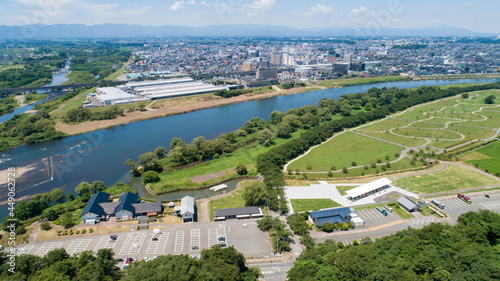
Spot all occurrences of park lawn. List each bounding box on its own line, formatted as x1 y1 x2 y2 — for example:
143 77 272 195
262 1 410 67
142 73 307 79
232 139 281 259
467 141 500 175
429 112 484 121
288 131 403 172
395 128 462 140
408 122 446 129
358 118 414 132
428 127 496 149
290 158 426 180
459 111 500 128
71 208 83 225
317 76 410 88
392 204 414 219
209 186 246 216
394 164 499 194
335 185 358 196
290 199 341 213
354 130 427 147
51 87 95 116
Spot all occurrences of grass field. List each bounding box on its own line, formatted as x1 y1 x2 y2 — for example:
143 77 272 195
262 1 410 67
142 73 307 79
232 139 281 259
464 141 500 176
209 181 254 220
288 131 403 172
51 87 96 116
290 199 341 213
288 158 426 180
353 130 427 147
317 76 411 88
394 164 499 194
336 185 358 196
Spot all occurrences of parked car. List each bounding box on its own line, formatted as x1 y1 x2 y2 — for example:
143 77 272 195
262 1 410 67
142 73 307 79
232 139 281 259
485 194 490 198
218 235 225 242
191 245 199 250
116 258 124 262
150 218 156 222
152 237 159 241
126 258 133 264
110 234 118 240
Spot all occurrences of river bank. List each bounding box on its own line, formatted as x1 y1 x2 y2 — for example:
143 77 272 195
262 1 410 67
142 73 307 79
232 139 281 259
55 85 322 135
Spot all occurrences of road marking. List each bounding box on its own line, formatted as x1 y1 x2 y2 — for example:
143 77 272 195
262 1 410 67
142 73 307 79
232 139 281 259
370 219 406 231
190 229 200 251
146 232 169 255
480 201 500 210
94 235 117 251
119 232 146 256
35 242 63 256
66 239 92 255
174 231 184 253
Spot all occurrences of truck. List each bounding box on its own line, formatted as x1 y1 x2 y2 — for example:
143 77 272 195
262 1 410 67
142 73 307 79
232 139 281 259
376 206 388 216
457 193 472 204
432 200 445 209
383 205 393 213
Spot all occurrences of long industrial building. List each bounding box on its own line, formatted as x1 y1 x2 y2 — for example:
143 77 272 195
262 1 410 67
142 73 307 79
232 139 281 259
94 78 237 105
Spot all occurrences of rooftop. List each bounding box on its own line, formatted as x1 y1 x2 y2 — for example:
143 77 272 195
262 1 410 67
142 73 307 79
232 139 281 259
214 206 261 218
346 178 392 199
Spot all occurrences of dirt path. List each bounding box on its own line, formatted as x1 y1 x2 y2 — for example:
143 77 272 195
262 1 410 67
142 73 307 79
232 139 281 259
55 86 317 136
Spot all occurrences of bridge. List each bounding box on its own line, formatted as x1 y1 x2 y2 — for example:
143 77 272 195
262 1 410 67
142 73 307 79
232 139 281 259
0 81 125 94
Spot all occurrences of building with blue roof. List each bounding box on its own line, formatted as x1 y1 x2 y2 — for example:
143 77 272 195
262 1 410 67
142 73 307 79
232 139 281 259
308 207 354 228
80 192 110 224
114 192 139 220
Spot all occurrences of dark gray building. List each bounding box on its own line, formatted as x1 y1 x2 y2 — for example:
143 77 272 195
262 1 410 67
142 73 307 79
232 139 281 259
214 206 263 220
256 68 278 80
397 197 420 212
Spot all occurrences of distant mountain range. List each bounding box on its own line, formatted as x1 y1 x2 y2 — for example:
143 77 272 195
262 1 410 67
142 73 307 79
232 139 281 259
0 24 495 40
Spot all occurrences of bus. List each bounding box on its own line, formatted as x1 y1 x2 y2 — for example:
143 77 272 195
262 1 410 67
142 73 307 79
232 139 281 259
432 200 445 209
457 193 472 204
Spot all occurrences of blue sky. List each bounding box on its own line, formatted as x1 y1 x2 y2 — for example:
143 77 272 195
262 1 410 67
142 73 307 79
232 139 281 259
1 0 498 33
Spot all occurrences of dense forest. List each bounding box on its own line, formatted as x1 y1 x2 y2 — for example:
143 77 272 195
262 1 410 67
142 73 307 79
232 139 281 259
288 210 500 281
0 245 260 281
0 64 52 88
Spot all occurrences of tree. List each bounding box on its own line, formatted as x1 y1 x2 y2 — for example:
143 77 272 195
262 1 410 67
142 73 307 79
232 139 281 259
67 192 75 201
243 181 266 206
269 111 285 124
257 216 274 231
276 122 293 138
91 181 107 193
236 164 248 175
154 147 167 159
321 222 334 232
257 129 274 146
142 170 160 184
40 222 52 231
75 182 93 198
484 95 495 104
138 152 158 166
60 213 74 229
43 208 58 221
342 167 348 174
49 188 65 203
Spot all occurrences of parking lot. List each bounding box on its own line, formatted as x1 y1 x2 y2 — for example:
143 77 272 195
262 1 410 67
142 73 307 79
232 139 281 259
11 219 271 262
354 207 402 227
436 192 500 223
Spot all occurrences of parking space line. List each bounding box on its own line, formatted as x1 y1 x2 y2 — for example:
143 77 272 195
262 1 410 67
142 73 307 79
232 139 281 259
120 232 147 256
190 229 200 251
146 232 169 255
94 235 117 251
36 242 63 256
360 210 375 220
367 209 382 219
66 239 92 255
208 228 218 248
174 231 184 253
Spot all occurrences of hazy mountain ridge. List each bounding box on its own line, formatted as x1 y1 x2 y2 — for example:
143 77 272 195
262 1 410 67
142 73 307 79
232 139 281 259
0 23 494 40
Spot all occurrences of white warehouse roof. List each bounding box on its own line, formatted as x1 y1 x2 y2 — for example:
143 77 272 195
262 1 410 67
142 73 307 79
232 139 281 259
96 87 137 102
345 178 392 199
126 77 194 89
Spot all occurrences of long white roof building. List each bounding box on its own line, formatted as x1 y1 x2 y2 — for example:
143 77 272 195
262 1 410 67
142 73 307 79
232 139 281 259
346 178 392 200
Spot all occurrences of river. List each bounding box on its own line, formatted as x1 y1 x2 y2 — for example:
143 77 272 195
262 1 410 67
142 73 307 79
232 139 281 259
0 78 498 218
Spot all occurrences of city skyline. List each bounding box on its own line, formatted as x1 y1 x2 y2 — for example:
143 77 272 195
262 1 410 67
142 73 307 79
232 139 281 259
1 0 499 34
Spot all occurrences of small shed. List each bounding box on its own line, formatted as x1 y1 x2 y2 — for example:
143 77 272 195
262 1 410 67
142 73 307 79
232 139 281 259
397 197 420 212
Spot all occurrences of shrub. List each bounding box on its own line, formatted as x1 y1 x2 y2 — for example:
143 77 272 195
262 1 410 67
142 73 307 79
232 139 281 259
40 222 52 231
81 228 87 234
142 170 160 184
236 164 248 175
76 230 80 234
89 228 93 233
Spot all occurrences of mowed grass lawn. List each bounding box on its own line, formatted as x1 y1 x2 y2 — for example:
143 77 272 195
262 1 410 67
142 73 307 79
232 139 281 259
288 131 403 172
394 164 499 194
290 199 341 213
467 141 500 176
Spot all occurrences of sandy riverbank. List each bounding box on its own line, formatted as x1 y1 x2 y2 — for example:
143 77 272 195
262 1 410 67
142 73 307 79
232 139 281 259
55 86 322 136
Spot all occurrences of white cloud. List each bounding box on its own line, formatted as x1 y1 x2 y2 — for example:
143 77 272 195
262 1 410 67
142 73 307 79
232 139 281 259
170 1 185 11
307 4 334 17
247 0 275 16
350 6 368 16
187 0 197 5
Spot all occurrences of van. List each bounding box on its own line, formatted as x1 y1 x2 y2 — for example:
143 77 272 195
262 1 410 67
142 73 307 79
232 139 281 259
153 229 162 235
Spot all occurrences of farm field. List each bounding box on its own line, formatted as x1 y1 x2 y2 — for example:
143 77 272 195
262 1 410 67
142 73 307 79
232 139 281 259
394 164 499 194
287 131 403 172
290 199 341 213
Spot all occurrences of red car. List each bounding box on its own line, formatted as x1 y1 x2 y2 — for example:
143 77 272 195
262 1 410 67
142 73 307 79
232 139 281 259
125 258 133 264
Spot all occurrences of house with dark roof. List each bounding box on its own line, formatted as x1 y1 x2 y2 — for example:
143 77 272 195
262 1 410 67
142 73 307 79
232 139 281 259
308 207 354 228
133 200 163 216
80 191 163 224
81 192 110 224
115 192 139 220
